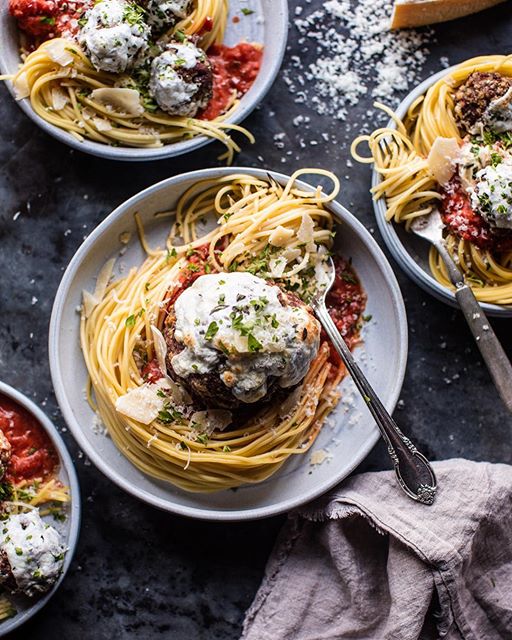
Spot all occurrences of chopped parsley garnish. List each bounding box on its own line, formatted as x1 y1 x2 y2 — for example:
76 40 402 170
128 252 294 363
223 445 232 452
158 405 184 424
247 333 263 352
271 314 279 328
205 321 219 341
40 16 56 25
15 547 23 556
174 30 186 42
241 8 255 15
125 314 136 327
197 434 209 445
166 247 177 262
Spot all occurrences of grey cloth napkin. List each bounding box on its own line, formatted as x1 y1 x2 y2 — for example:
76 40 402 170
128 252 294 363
241 459 512 640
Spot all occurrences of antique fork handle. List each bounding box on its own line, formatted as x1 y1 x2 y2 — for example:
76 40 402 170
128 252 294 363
312 299 437 505
434 240 512 413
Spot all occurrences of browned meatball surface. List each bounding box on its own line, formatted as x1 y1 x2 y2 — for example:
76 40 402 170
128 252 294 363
454 71 512 133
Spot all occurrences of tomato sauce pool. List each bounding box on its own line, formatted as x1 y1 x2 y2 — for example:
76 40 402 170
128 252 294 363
201 43 263 121
325 256 367 362
0 394 58 483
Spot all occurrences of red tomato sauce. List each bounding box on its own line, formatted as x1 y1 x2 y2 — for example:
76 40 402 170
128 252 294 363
441 177 512 252
200 43 263 121
0 395 58 483
9 0 90 42
325 256 367 363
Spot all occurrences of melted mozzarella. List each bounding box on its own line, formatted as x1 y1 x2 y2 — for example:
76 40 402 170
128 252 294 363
149 42 206 116
171 273 320 403
146 0 192 30
1 511 65 597
79 0 150 73
470 161 512 229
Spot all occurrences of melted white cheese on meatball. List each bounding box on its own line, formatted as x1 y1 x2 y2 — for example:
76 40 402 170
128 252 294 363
171 273 321 403
470 161 512 229
149 41 208 116
146 0 192 30
79 0 150 73
1 510 65 597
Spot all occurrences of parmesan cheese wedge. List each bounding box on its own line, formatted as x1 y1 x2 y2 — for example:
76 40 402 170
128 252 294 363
391 0 506 29
90 88 144 115
427 137 461 186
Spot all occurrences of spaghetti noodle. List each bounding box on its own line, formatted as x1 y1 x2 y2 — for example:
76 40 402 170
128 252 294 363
81 170 365 493
3 0 258 162
352 55 512 306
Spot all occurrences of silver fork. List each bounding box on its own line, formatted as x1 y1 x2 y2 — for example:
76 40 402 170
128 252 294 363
311 257 437 505
411 209 512 412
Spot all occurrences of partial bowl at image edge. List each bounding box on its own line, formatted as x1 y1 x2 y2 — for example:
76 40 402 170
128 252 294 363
0 0 288 161
0 381 81 637
371 65 512 318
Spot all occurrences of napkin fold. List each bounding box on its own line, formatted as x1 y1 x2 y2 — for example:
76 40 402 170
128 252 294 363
242 459 512 640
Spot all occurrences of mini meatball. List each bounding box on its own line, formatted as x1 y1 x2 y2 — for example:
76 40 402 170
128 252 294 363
0 510 65 597
164 272 321 409
149 40 213 117
454 72 512 134
78 0 150 73
145 0 193 32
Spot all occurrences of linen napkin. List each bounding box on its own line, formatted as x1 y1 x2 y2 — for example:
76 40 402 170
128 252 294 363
242 459 512 640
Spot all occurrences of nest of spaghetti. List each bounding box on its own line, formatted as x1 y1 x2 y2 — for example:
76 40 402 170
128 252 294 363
4 0 262 162
352 54 512 307
80 171 367 493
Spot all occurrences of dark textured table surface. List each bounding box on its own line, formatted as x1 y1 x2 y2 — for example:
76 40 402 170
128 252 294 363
1 2 512 638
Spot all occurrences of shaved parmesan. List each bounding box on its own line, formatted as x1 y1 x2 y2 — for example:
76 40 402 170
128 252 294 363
82 290 98 318
93 117 113 132
151 326 167 374
82 259 115 318
94 258 116 302
268 256 287 278
115 379 170 424
90 88 144 115
166 377 192 406
298 213 316 249
310 449 330 465
191 410 232 436
46 40 74 67
283 247 301 262
51 87 68 111
269 225 295 247
427 137 461 186
13 72 30 100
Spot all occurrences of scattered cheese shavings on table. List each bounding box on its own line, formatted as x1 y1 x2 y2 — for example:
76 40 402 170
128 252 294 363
284 0 438 122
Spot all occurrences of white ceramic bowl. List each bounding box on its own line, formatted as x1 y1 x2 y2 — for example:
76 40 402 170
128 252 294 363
49 167 408 521
0 1 288 161
0 382 81 637
372 66 512 318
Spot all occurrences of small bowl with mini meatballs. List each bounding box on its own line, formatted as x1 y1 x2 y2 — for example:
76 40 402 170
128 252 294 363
0 382 80 636
0 0 287 161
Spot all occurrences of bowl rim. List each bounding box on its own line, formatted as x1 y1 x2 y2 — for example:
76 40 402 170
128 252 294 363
49 166 408 521
0 381 81 637
371 64 512 317
0 0 289 162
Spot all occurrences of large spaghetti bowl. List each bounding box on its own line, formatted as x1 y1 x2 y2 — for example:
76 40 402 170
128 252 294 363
49 167 408 520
